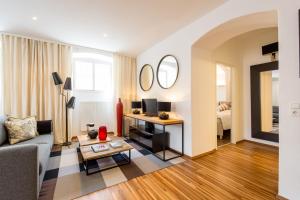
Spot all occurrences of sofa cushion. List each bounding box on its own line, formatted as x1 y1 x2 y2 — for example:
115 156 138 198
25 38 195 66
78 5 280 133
37 120 52 135
38 144 50 173
19 134 54 148
37 143 51 188
0 116 7 145
7 116 39 135
17 134 53 178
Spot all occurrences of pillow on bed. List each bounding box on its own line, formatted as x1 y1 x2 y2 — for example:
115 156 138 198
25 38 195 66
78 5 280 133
219 101 231 108
217 103 230 112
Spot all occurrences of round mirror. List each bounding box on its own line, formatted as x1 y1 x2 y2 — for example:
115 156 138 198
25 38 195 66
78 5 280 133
157 55 179 89
139 64 154 91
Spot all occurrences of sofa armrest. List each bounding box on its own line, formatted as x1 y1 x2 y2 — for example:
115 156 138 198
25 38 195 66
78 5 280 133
0 144 39 200
37 120 52 134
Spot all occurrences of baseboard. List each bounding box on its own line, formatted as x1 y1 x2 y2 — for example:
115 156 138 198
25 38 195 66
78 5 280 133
184 149 216 160
276 194 289 200
237 139 279 149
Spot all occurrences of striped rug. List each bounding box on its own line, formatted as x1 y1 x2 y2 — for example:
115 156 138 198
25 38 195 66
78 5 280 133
38 139 185 200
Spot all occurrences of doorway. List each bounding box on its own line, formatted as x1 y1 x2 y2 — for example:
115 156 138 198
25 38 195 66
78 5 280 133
216 63 232 146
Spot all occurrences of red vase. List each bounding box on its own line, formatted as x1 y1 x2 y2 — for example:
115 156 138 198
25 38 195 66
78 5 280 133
116 98 123 137
98 126 107 141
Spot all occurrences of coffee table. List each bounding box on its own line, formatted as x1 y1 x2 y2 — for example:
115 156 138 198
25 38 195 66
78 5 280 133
78 134 133 175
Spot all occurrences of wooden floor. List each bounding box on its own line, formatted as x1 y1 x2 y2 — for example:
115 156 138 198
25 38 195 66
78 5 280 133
217 137 230 146
217 130 231 147
76 141 278 200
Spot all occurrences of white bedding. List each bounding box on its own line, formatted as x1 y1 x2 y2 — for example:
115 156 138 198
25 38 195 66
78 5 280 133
217 110 231 130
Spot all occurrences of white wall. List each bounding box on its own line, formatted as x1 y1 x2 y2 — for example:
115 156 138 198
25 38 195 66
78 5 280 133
277 1 300 198
136 41 192 155
191 47 218 152
137 1 300 198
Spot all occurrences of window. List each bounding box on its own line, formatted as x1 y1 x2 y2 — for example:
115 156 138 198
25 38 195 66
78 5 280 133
216 64 226 86
73 52 113 91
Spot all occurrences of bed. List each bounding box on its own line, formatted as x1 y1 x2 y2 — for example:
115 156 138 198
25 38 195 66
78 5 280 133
217 108 232 139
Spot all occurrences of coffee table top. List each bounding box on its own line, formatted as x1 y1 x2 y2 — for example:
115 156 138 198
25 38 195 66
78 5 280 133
77 134 112 146
79 134 133 161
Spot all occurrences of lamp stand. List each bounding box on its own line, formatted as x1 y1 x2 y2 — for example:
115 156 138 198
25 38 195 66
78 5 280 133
62 104 71 146
62 92 71 146
52 73 74 146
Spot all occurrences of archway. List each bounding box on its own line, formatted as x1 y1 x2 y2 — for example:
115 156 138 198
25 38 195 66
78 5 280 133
191 11 278 154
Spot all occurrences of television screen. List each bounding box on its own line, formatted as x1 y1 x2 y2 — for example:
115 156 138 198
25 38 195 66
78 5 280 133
142 99 158 116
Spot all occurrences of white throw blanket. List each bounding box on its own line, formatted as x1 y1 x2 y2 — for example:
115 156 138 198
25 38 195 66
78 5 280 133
217 110 232 130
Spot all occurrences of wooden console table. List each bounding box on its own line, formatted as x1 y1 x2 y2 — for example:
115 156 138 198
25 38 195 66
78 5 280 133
123 113 184 161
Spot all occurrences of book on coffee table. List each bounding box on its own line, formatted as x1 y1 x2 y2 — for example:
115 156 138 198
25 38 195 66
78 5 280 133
110 141 123 148
91 144 109 153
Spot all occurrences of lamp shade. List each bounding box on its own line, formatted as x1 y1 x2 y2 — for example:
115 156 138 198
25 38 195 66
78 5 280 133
52 72 63 85
63 77 72 90
66 96 76 109
158 102 171 112
131 101 142 109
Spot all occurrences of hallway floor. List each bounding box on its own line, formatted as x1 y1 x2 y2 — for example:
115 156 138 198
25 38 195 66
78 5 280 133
217 130 231 146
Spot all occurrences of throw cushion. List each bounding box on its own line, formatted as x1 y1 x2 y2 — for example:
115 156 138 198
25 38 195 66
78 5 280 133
37 120 52 134
7 116 38 134
4 116 38 144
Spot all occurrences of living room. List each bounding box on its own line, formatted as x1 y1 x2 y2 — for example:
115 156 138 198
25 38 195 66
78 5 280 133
1 1 300 200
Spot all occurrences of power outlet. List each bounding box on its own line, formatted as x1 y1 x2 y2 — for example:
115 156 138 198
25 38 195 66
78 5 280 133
290 103 300 117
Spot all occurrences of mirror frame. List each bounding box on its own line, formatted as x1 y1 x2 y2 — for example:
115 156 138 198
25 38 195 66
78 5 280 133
250 61 279 142
139 64 154 91
157 55 179 89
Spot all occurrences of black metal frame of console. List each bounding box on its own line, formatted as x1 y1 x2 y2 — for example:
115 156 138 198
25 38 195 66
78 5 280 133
81 149 131 176
123 115 184 161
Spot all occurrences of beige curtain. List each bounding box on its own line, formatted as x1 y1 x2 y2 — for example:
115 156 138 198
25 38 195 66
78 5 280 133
1 34 72 144
113 54 137 135
113 54 137 114
0 36 3 115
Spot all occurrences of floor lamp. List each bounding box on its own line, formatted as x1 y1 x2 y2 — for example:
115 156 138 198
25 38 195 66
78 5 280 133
52 72 76 146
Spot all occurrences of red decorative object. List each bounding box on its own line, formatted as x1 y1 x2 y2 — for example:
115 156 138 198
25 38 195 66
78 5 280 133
116 98 123 137
98 126 107 141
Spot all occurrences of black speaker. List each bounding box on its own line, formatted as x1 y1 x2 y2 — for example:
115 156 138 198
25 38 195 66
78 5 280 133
262 42 278 55
145 122 155 133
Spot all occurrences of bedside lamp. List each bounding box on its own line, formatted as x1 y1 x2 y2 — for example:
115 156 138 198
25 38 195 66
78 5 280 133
131 101 142 114
158 102 171 120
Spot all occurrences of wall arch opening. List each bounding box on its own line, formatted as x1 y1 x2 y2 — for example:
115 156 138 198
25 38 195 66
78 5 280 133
191 10 278 155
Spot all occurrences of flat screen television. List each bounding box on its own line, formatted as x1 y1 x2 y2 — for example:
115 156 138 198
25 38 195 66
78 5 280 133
142 98 158 116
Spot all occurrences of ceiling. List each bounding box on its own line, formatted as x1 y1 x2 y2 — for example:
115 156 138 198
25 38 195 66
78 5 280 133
0 0 226 56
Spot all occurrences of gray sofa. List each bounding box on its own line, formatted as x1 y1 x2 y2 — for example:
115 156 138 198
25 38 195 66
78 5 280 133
0 116 54 200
